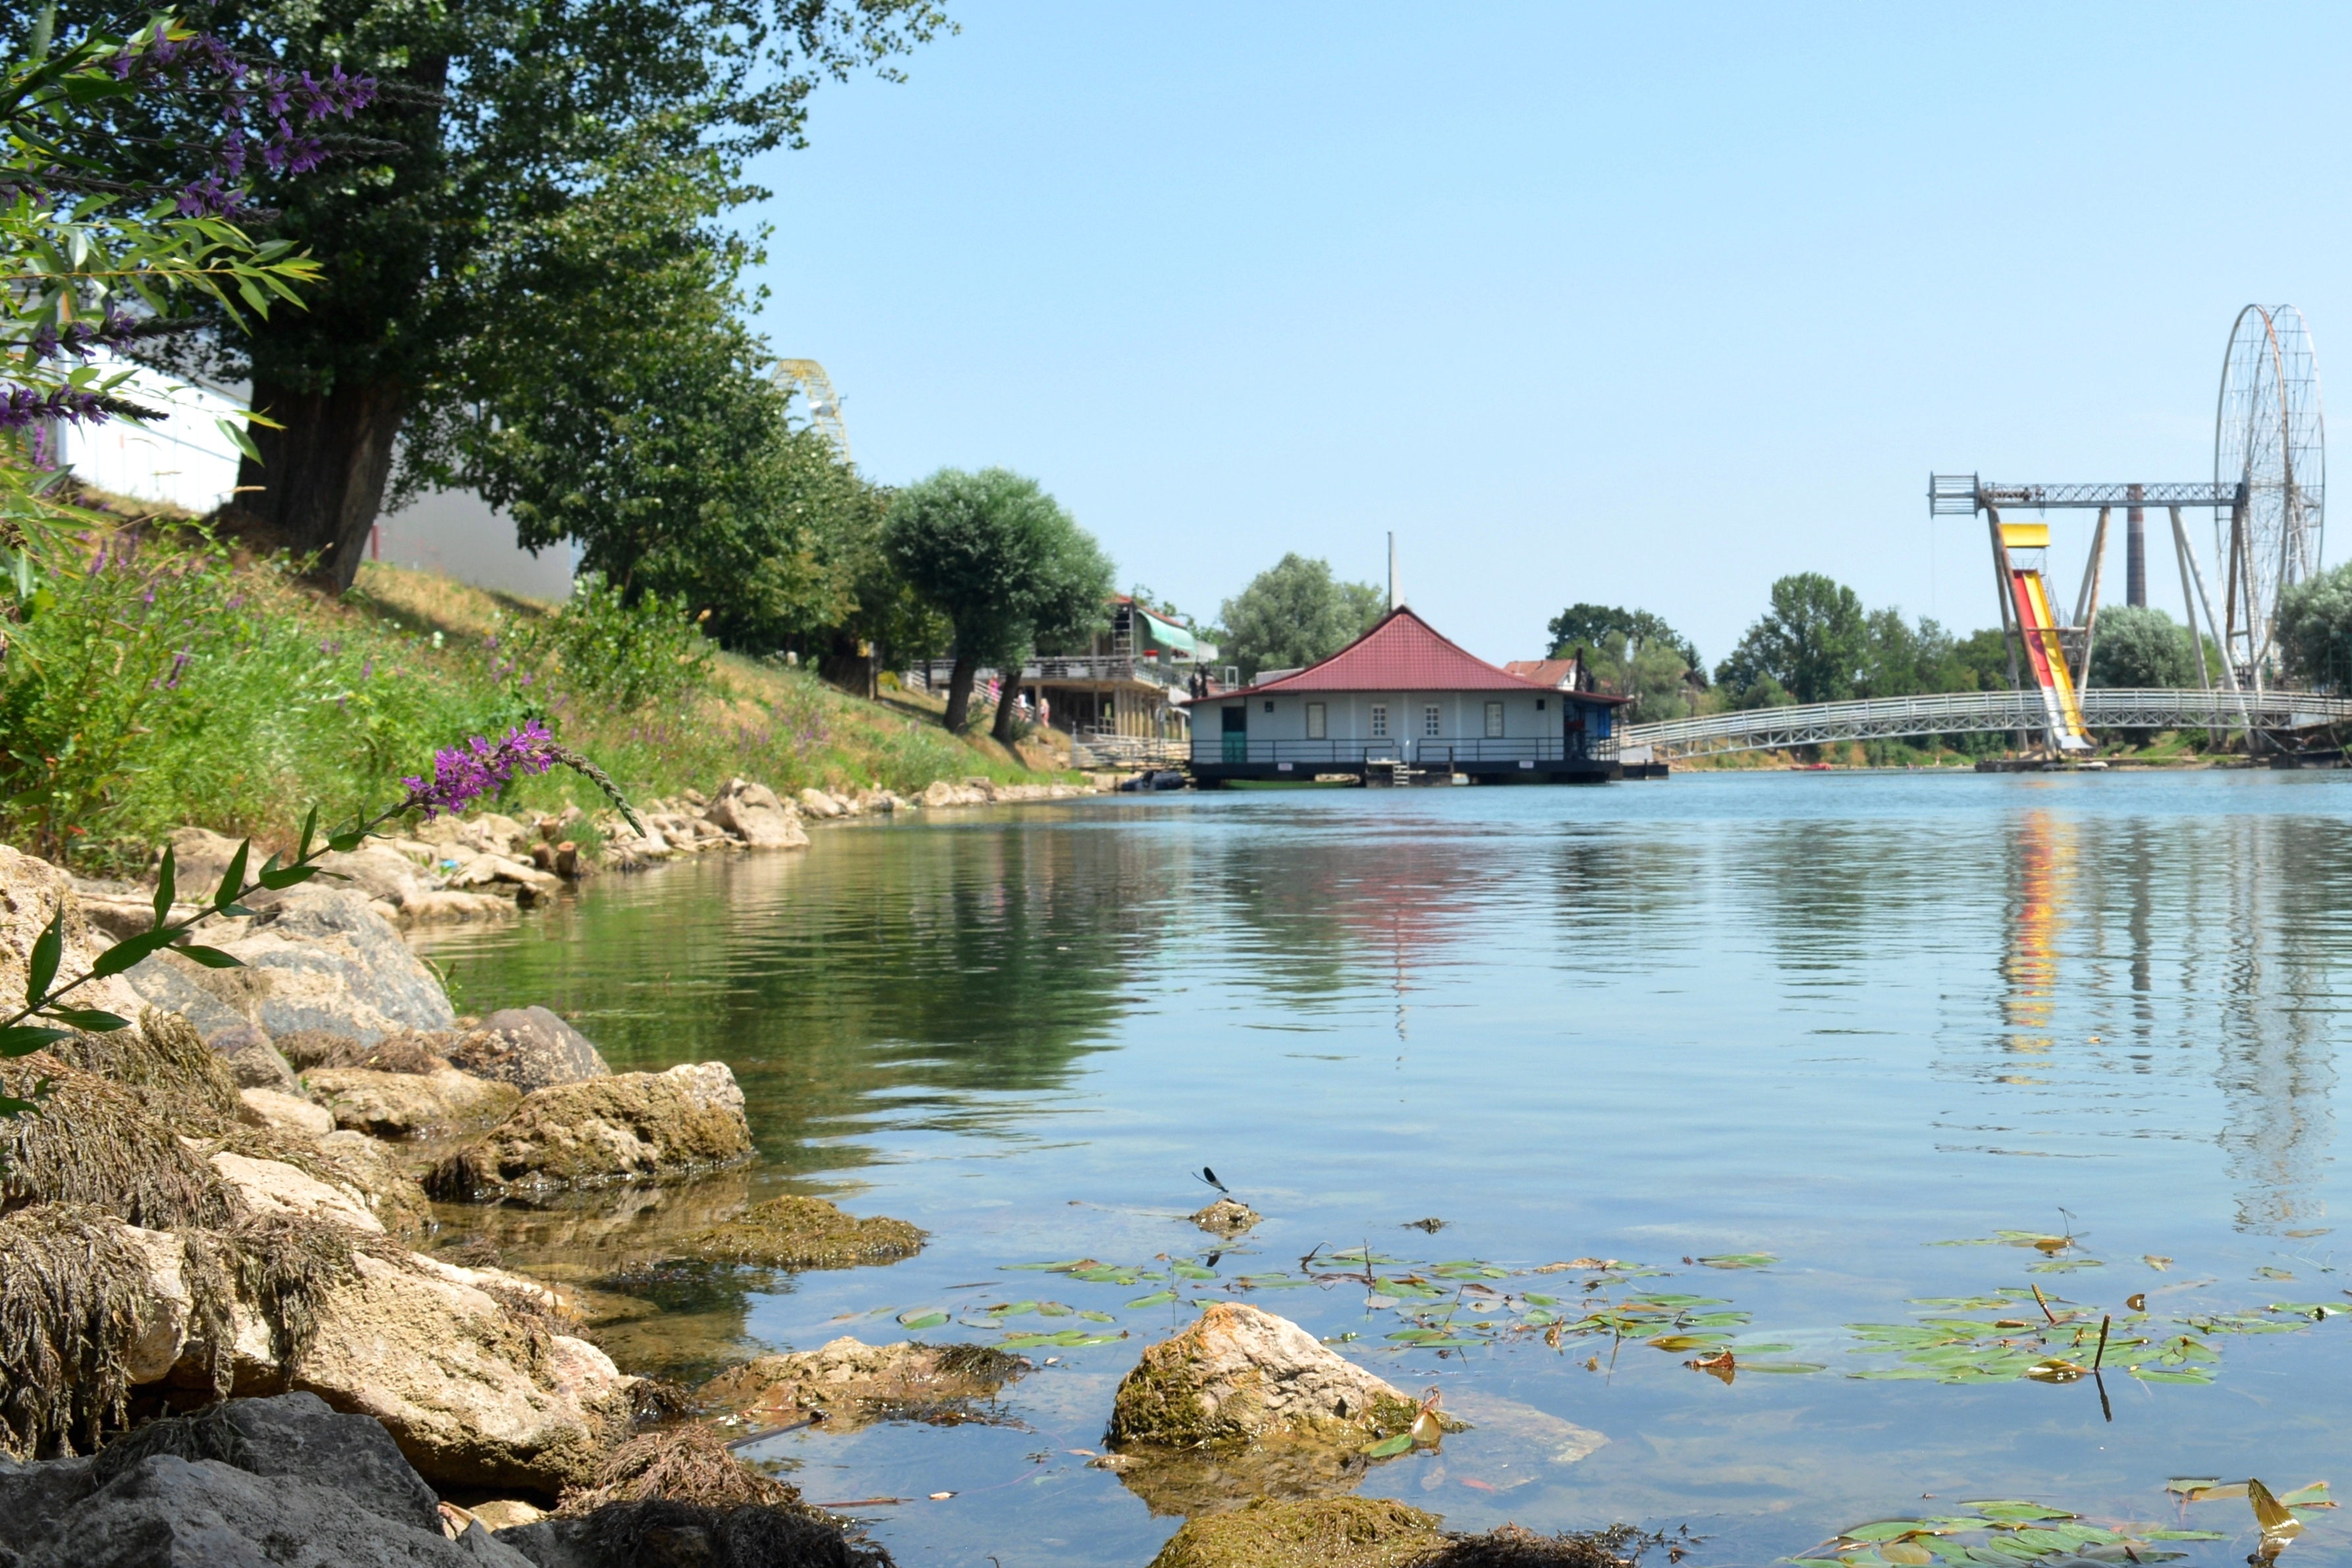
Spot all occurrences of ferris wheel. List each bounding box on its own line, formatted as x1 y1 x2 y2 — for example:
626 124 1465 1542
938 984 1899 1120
773 358 852 463
2214 304 2325 683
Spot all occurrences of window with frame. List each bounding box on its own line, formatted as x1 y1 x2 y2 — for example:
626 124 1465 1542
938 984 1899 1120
1370 704 1388 738
1305 702 1326 740
1485 701 1504 738
1423 703 1442 738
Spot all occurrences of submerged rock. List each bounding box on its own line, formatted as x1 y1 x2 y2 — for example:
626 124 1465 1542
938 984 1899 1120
0 1393 534 1567
1109 1304 1427 1450
681 1195 925 1270
1145 1498 1643 1568
697 1338 1024 1432
427 1063 753 1199
448 1007 611 1092
1191 1197 1261 1236
308 1066 522 1139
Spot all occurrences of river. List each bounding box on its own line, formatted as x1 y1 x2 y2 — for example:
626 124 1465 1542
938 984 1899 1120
412 771 2352 1567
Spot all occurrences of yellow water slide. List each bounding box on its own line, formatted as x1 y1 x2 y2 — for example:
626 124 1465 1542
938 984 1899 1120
2001 524 2093 753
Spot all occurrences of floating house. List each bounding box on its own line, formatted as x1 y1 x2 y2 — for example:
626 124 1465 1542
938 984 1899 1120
1189 607 1628 784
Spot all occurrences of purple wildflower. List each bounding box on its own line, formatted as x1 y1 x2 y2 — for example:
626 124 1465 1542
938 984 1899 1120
400 722 560 819
157 647 192 689
0 384 110 426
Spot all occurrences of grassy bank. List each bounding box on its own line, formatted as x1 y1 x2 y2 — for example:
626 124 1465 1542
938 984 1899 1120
0 516 1078 873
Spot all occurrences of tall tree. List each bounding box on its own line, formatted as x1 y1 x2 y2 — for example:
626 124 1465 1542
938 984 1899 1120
1218 554 1385 682
2276 561 2352 692
1714 572 1868 705
883 468 1112 736
2088 605 2199 688
26 0 949 588
1544 603 1699 670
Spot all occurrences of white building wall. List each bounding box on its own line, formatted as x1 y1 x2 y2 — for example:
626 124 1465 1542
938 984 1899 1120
1221 691 1561 743
371 487 574 602
58 360 242 515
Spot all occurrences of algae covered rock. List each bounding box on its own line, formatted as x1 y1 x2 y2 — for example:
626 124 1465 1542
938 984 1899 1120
1191 1197 1261 1236
0 1055 233 1232
447 1006 611 1091
697 1337 1022 1431
1110 1304 1426 1450
1149 1496 1448 1568
427 1062 753 1199
682 1195 925 1270
308 1066 522 1139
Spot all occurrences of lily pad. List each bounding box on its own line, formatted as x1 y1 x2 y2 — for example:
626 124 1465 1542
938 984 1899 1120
895 1309 950 1330
1695 1253 1778 1270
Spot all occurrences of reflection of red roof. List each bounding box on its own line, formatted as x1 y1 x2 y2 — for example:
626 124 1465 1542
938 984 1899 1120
1222 608 1624 702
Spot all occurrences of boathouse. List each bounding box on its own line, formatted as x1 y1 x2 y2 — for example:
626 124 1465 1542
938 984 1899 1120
1188 606 1627 784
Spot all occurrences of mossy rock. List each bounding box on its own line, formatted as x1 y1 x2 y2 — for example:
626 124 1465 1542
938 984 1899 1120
1109 1304 1436 1450
1149 1497 1447 1568
682 1196 925 1270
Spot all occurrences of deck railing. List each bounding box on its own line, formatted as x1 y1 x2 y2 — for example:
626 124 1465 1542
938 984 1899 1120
906 655 1195 693
1187 736 1616 767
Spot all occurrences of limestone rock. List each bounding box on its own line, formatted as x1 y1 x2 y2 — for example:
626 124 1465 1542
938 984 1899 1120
919 780 956 808
308 1068 522 1139
286 1250 634 1494
450 853 562 896
698 1337 1023 1432
398 889 521 925
446 1007 611 1091
210 1024 300 1094
0 843 142 1024
795 787 844 819
238 1087 335 1137
468 1500 547 1532
209 1150 385 1234
703 778 807 850
427 1063 752 1199
126 888 456 1044
1109 1304 1424 1449
312 844 439 908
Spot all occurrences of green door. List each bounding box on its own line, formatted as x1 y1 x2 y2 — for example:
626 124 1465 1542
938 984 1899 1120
1221 705 1247 763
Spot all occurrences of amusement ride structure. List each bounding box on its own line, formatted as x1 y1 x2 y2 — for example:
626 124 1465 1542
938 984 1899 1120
771 358 852 461
1620 305 2347 763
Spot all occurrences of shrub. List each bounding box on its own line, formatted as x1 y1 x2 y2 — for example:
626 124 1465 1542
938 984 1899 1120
512 574 712 712
2278 562 2352 692
2088 606 2197 688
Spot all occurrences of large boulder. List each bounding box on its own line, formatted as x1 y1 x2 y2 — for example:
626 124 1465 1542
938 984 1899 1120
307 1068 522 1139
446 1008 611 1092
0 844 142 1024
283 1249 634 1494
703 779 807 850
208 1023 301 1095
1109 1304 1427 1450
0 1394 535 1567
240 1087 335 1137
208 1150 385 1235
126 888 457 1044
427 1064 752 1200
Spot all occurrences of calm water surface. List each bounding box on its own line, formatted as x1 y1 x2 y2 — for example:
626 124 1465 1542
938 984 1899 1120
415 772 2352 1566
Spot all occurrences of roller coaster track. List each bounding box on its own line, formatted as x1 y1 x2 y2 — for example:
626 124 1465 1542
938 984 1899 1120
1620 688 2352 762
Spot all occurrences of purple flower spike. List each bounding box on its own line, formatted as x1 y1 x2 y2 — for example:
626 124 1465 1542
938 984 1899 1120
400 721 561 819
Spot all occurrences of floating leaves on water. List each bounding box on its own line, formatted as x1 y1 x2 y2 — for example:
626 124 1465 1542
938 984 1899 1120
2145 1255 2173 1270
1795 1498 2208 1568
1363 1432 1415 1458
1695 1253 1777 1270
1077 1311 1117 1323
1534 1258 1622 1272
999 1328 1126 1349
2269 1301 2349 1320
1647 1334 1728 1353
1124 1290 1178 1308
2026 1257 2103 1274
2256 1266 2297 1281
896 1309 950 1330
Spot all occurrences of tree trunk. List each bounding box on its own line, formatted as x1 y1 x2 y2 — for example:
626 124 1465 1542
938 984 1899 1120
943 650 979 732
236 375 409 591
991 676 1022 745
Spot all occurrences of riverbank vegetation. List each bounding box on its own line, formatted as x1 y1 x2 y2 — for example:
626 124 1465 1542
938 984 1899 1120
0 506 1071 872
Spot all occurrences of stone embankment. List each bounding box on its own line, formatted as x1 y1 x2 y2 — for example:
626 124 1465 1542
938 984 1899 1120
63 772 1099 934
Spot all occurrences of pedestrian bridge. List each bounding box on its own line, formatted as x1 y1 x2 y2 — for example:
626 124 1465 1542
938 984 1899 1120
1619 688 2352 762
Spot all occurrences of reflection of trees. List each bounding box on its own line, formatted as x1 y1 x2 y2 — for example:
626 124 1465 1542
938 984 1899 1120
414 815 1169 1175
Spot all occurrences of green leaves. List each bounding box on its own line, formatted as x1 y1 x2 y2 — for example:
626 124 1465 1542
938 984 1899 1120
1361 1433 1414 1459
0 1025 70 1058
40 1008 127 1031
24 907 60 1002
89 928 173 978
211 841 250 913
152 846 175 929
895 1309 948 1330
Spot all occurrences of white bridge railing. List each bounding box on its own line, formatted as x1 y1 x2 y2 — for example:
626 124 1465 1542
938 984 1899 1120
1620 688 2352 761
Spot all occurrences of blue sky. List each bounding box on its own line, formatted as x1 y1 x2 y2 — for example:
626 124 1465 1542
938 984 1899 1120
746 3 2349 667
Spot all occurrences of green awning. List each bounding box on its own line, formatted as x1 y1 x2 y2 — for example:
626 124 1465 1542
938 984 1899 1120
1136 605 1215 660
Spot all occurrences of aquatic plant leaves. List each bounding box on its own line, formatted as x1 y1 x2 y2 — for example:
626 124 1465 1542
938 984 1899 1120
1000 1328 1125 1349
2275 1483 2332 1507
1363 1433 1414 1458
1695 1253 1777 1270
1124 1290 1178 1308
895 1309 949 1330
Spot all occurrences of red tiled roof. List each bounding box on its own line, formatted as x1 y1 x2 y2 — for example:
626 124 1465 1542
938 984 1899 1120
1504 659 1580 686
1220 608 1624 701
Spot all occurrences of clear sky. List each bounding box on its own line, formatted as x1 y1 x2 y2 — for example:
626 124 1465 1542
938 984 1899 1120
746 2 2349 668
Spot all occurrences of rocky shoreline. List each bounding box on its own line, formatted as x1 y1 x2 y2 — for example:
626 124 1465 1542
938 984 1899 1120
0 807 1633 1568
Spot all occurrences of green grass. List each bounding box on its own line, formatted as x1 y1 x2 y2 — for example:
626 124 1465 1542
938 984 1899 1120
1 520 1078 873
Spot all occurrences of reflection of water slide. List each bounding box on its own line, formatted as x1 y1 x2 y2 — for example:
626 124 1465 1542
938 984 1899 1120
2005 554 2094 753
